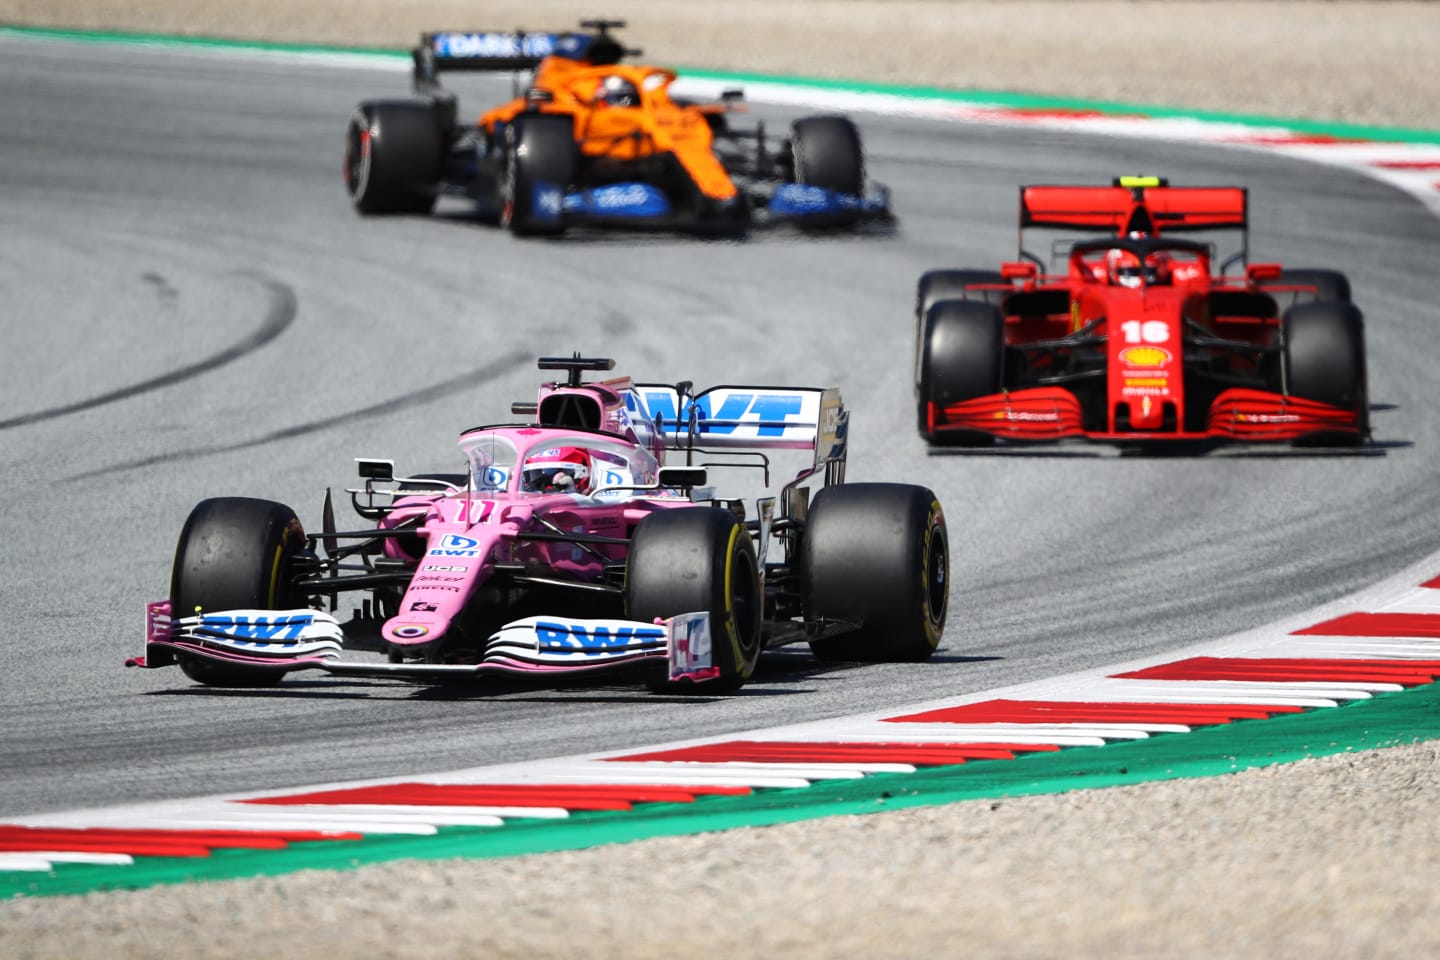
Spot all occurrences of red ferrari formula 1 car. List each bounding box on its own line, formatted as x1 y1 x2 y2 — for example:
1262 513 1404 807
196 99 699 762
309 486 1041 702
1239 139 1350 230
914 176 1368 447
343 20 890 235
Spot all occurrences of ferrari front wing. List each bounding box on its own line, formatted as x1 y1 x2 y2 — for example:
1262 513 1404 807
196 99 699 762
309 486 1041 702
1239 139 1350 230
925 386 1364 444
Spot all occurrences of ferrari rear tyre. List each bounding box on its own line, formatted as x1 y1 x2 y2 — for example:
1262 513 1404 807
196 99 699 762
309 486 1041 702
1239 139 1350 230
803 484 948 662
500 114 578 237
627 508 762 694
916 270 1010 321
170 497 309 686
344 101 443 215
1263 269 1352 313
790 115 864 197
917 299 1006 442
1281 301 1369 443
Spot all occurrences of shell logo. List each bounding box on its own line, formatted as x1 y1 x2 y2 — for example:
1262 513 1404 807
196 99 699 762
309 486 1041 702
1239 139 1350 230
1119 346 1172 367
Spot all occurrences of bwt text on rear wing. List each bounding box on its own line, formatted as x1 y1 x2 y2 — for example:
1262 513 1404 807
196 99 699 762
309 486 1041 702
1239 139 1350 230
628 385 848 464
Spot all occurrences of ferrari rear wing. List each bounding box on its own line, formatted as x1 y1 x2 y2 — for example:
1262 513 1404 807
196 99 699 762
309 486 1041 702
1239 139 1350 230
1018 176 1250 269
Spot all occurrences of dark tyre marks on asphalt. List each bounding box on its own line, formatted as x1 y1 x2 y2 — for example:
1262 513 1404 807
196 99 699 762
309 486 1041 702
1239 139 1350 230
69 349 535 479
0 271 295 431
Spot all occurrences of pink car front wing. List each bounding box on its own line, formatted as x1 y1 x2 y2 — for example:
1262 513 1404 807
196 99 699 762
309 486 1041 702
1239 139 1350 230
128 602 718 685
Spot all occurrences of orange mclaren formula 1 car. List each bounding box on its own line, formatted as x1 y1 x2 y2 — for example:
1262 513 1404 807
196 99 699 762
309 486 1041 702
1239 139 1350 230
914 176 1368 448
343 21 891 235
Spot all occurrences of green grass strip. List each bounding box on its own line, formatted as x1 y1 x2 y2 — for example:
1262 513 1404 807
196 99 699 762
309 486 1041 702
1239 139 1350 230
3 24 1437 144
0 24 405 61
6 681 1440 899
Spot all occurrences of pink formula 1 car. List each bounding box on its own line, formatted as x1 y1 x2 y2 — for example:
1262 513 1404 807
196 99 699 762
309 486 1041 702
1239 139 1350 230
130 357 948 694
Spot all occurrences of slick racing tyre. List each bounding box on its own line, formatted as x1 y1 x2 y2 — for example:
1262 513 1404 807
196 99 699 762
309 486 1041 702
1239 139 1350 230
790 115 864 197
500 114 579 237
917 299 1006 442
627 508 762 694
916 270 1010 321
344 100 443 215
170 497 309 686
1262 268 1352 314
802 484 948 663
1279 301 1369 444
914 270 1009 389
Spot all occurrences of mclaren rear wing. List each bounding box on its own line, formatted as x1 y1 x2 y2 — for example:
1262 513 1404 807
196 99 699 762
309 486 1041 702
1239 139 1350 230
412 30 568 93
1018 176 1250 268
412 24 631 93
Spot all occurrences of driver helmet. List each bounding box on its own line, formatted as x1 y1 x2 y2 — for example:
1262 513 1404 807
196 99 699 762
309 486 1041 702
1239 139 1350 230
1106 248 1147 288
596 74 640 108
522 447 592 494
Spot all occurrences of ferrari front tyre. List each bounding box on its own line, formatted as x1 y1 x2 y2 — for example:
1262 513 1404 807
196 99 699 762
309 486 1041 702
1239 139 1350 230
790 115 864 197
1281 300 1369 443
803 484 948 662
917 299 1006 442
170 497 310 686
1263 268 1352 314
344 101 443 215
627 508 762 694
914 270 1009 389
499 114 579 237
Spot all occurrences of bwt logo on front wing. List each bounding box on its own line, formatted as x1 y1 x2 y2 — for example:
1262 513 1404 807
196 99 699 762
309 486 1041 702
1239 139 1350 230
199 615 311 642
535 621 665 654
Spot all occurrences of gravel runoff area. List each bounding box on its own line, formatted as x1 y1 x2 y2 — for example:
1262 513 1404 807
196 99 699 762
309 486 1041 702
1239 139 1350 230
3 0 1439 129
5 740 1440 959
5 2 1440 957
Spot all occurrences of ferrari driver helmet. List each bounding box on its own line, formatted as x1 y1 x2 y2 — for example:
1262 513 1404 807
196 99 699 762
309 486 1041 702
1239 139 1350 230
522 446 592 494
597 74 640 108
1107 248 1156 288
1105 247 1175 289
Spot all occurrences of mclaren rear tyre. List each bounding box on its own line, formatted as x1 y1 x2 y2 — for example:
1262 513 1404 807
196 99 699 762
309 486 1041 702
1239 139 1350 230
170 497 310 687
344 101 443 215
803 484 948 663
1263 268 1352 314
917 299 1006 443
790 115 865 198
1281 301 1369 444
627 508 762 694
500 114 579 237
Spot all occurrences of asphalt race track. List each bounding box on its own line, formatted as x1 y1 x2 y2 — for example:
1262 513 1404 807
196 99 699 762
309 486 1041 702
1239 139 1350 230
3 36 1438 819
